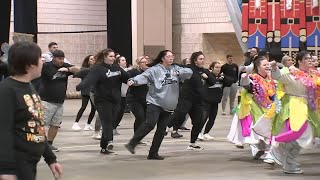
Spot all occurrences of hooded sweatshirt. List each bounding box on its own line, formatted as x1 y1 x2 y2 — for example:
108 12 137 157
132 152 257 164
131 63 192 111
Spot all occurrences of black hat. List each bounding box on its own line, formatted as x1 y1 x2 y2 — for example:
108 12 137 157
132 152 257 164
52 50 65 58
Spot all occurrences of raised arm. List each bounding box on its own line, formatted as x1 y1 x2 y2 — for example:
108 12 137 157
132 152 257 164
0 86 16 175
270 61 293 84
130 68 153 85
173 65 193 82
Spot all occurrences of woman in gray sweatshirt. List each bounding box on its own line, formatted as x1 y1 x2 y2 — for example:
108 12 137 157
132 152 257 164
125 50 193 160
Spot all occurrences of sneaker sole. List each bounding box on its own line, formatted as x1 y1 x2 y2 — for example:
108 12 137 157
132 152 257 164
283 170 304 174
107 144 114 150
187 147 204 150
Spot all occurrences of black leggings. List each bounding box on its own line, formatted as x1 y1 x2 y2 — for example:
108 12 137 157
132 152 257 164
201 102 219 134
75 95 96 124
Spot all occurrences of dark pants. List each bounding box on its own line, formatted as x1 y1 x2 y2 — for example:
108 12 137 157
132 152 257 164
15 151 39 180
201 102 219 134
95 99 120 149
89 93 101 132
128 101 147 132
75 95 96 124
172 100 205 143
114 97 127 129
129 104 171 155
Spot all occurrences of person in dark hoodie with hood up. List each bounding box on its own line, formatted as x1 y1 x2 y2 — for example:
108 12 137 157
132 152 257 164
170 51 217 150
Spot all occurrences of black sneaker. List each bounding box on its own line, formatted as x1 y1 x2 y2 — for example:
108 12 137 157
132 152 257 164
125 143 135 154
179 127 190 131
48 144 59 152
171 132 183 138
147 154 164 160
100 149 115 155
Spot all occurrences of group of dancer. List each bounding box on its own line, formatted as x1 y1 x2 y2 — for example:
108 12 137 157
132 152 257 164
228 49 320 174
1 41 320 179
74 49 229 159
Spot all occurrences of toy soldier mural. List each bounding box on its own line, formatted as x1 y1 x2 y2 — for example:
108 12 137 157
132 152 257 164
241 0 320 61
306 0 320 57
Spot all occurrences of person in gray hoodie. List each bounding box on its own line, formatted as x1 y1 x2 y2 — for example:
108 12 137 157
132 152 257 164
125 50 193 160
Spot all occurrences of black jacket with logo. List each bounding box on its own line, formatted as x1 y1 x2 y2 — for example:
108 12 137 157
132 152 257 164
76 63 129 103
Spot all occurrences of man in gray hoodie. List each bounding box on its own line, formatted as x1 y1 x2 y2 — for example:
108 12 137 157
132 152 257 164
125 50 192 160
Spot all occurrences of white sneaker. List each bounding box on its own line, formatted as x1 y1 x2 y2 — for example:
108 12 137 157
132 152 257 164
83 124 93 131
92 133 101 140
198 133 204 141
72 122 82 131
203 134 214 140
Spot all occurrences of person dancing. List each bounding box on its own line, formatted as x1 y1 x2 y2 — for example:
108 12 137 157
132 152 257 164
269 51 320 174
125 50 192 160
228 56 278 160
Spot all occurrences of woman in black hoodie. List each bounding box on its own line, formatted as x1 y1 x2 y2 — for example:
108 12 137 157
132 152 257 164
171 51 216 150
76 48 129 154
198 62 232 140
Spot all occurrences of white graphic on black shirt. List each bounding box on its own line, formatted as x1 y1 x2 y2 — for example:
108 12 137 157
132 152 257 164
106 70 121 78
52 72 67 80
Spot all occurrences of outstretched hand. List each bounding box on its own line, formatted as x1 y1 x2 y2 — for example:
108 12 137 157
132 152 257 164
127 80 134 86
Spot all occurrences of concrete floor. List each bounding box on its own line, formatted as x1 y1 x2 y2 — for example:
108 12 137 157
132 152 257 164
37 99 320 180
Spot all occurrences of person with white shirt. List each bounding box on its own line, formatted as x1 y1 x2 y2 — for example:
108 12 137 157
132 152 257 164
42 42 71 64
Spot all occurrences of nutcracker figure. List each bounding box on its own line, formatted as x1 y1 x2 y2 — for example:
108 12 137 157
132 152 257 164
306 0 320 58
267 0 281 43
245 0 268 49
279 0 306 57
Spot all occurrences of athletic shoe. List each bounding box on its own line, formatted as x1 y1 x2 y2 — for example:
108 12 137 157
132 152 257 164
72 122 82 131
171 131 183 138
92 132 101 140
187 144 204 150
107 142 114 150
83 124 93 131
198 133 204 141
203 134 214 140
147 154 164 160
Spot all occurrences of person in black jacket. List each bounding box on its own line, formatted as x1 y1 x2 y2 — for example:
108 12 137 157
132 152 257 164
72 55 96 131
126 56 149 135
76 48 129 154
170 51 216 150
198 62 232 140
0 42 62 180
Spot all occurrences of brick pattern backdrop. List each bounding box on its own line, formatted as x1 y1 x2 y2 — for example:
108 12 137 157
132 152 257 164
173 0 243 67
37 0 107 92
10 0 107 93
